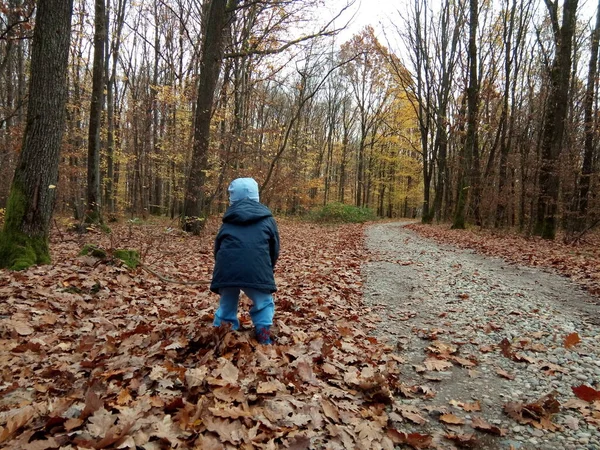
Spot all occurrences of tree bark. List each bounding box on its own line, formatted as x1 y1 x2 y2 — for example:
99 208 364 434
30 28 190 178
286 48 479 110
453 0 479 229
86 0 107 223
574 0 600 231
535 0 578 239
183 0 235 234
0 0 73 270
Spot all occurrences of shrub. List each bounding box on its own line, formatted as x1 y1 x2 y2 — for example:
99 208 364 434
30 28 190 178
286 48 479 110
309 203 377 223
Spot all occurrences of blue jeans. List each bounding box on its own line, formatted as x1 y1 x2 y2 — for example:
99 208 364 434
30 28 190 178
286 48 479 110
213 287 274 330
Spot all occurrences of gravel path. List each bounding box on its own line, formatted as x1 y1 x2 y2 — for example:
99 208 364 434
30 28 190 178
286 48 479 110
363 222 600 450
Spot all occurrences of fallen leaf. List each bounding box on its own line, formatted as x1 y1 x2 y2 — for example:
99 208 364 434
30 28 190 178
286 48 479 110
0 406 36 443
387 429 432 448
13 322 34 336
439 414 465 425
424 358 453 372
496 368 515 380
564 332 581 349
471 416 507 436
445 433 478 448
572 385 600 403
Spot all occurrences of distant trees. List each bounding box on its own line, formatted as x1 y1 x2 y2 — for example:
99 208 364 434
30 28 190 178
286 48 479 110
1 0 597 269
394 0 598 239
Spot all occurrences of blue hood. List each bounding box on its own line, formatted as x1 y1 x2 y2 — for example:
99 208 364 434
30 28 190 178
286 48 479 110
223 198 273 225
229 177 260 204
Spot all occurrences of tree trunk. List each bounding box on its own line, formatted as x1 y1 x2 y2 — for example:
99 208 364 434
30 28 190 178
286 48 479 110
183 0 235 234
453 0 479 229
105 0 126 215
535 0 578 239
0 0 73 270
86 0 107 223
574 0 600 231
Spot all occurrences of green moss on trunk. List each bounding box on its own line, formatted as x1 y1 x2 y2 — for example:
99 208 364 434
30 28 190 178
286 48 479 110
0 184 51 270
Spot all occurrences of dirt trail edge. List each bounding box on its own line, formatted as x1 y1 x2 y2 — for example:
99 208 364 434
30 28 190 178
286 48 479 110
363 222 600 450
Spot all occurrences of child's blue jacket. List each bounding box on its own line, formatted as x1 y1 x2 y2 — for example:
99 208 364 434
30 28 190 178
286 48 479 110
210 198 280 294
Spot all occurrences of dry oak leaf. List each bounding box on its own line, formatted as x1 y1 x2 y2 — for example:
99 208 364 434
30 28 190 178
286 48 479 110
0 405 36 443
322 362 338 376
445 433 478 448
451 356 477 367
439 414 465 425
202 416 245 445
449 400 481 412
398 406 428 425
496 368 516 380
355 420 384 446
387 428 432 449
426 341 457 355
257 379 287 395
504 393 561 428
214 358 239 384
12 321 34 336
424 358 453 372
564 332 581 349
321 399 340 423
186 367 208 389
209 406 252 419
572 385 600 403
471 416 507 436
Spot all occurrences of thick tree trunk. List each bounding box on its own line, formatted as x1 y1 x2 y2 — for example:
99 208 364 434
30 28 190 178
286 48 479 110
0 0 73 270
453 0 479 229
535 0 578 239
86 0 106 223
574 1 600 231
183 0 235 234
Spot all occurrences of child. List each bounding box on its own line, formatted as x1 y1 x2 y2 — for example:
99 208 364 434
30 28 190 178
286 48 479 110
211 178 280 344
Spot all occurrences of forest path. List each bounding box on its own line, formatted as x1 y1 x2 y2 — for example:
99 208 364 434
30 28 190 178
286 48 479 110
363 222 600 450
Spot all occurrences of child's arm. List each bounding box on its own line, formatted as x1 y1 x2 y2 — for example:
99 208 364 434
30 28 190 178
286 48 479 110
268 218 280 268
214 228 224 258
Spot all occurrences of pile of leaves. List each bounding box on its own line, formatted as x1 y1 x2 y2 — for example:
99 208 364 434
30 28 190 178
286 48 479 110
0 219 409 449
406 223 600 298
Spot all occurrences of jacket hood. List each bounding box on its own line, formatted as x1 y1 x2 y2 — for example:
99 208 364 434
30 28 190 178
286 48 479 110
229 177 260 204
223 198 273 224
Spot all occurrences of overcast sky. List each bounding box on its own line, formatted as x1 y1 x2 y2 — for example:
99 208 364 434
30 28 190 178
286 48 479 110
326 0 600 50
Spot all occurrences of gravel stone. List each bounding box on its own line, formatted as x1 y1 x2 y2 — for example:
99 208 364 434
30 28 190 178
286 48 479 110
363 222 600 450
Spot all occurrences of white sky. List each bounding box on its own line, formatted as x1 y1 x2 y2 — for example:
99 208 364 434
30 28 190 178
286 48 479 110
327 0 600 49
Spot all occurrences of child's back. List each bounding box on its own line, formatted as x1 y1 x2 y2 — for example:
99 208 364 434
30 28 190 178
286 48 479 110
211 178 280 344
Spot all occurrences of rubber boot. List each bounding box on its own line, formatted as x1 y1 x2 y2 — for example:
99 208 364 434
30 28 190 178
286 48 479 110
255 326 273 345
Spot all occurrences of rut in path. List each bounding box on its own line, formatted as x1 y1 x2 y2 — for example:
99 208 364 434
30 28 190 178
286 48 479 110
363 222 600 450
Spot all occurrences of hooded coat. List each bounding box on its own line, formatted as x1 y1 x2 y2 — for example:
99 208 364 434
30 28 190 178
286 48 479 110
210 198 280 293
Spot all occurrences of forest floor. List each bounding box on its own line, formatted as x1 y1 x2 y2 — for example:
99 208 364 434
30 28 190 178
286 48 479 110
0 218 599 449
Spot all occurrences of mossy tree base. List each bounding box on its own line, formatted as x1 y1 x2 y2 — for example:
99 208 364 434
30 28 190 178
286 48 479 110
0 230 50 270
182 216 206 235
79 244 140 269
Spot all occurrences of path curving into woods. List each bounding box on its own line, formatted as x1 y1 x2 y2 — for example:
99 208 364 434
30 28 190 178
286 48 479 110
363 222 600 450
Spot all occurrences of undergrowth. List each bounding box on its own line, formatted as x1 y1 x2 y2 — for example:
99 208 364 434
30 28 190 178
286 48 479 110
308 202 377 223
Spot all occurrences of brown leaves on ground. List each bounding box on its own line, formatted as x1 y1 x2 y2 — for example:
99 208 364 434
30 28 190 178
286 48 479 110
504 392 562 431
406 223 600 297
564 332 582 348
0 219 403 449
572 385 600 403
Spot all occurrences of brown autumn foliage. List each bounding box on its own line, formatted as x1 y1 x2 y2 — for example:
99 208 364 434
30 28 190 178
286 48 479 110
2 219 600 448
0 219 413 449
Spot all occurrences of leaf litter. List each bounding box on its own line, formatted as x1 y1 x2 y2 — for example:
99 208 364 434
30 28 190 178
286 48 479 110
0 220 409 449
2 219 600 448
